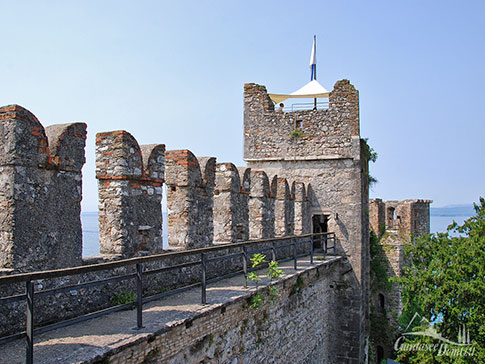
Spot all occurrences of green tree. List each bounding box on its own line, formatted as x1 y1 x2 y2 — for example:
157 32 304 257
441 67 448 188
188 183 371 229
395 198 485 363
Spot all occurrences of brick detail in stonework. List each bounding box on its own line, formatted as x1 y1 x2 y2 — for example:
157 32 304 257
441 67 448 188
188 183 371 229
96 130 165 258
0 105 86 271
165 150 215 249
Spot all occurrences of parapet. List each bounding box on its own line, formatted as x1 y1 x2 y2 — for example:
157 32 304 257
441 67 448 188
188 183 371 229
248 170 274 239
292 181 310 235
96 130 165 257
165 150 215 249
370 198 432 237
0 105 87 271
273 177 293 236
244 80 360 162
214 163 248 243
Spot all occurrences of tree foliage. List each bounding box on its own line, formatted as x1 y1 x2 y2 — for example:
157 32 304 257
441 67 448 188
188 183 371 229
396 198 485 363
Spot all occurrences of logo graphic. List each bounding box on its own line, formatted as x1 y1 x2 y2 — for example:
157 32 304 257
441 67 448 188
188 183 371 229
394 313 476 357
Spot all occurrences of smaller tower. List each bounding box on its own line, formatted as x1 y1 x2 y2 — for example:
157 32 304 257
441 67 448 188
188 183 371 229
369 198 432 361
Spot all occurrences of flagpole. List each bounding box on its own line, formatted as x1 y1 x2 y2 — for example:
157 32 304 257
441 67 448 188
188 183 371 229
312 35 317 110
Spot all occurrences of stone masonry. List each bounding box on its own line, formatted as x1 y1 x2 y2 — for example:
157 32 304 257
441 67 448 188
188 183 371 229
0 105 86 272
0 77 388 364
273 177 293 236
96 131 165 257
165 150 215 249
92 257 344 364
292 181 311 235
369 198 432 360
213 163 249 243
248 170 274 239
243 80 370 363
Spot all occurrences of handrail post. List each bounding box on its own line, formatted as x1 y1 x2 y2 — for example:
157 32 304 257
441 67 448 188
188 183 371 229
136 263 143 329
201 253 207 304
26 280 34 364
242 246 248 288
293 239 297 270
271 241 276 262
332 233 336 255
322 234 327 256
310 236 314 264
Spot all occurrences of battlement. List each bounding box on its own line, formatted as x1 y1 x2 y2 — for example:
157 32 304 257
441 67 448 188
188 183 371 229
214 163 248 243
0 105 87 271
244 79 360 162
370 198 432 238
96 131 165 257
0 79 431 363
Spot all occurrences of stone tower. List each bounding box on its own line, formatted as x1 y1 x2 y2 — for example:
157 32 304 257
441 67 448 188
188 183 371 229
243 80 370 363
369 198 432 361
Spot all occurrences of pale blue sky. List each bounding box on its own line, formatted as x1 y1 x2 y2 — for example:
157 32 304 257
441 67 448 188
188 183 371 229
1 0 483 211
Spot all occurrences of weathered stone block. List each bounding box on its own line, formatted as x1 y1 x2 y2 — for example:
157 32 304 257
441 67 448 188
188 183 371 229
0 105 86 271
248 170 274 239
213 163 249 243
96 130 164 257
165 150 215 249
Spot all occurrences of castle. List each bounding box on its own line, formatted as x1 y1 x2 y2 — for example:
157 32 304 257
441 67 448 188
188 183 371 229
0 79 431 364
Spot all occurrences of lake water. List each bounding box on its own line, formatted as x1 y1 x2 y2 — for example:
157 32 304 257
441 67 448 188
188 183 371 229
81 207 474 257
81 212 169 257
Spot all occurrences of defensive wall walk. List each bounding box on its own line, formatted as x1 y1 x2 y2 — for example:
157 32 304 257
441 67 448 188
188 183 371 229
0 255 342 364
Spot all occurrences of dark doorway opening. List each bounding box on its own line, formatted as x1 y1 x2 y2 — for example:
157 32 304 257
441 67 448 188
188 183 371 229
312 214 328 249
378 293 385 313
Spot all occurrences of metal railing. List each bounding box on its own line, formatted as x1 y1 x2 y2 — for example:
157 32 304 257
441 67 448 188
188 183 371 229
282 101 329 112
0 232 335 364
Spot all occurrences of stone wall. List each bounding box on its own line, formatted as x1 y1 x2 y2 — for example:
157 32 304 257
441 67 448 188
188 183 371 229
273 177 293 236
213 163 249 243
165 150 215 249
0 105 87 272
292 182 310 235
248 170 274 239
244 80 359 161
96 257 344 364
96 131 165 258
370 199 432 237
369 198 431 360
369 198 386 238
243 80 369 363
0 236 311 339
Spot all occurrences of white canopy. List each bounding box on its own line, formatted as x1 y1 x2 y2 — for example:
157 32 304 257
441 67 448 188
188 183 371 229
268 80 330 104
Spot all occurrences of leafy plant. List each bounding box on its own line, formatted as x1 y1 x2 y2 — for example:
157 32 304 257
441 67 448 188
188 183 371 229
247 271 261 283
267 286 280 304
265 260 283 280
250 253 266 267
246 253 283 309
395 198 485 363
249 292 264 309
362 138 378 187
290 129 305 139
111 290 136 306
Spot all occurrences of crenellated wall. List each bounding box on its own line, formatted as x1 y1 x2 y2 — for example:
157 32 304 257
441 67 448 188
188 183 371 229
292 181 311 235
248 170 274 239
244 80 370 363
96 131 165 258
165 150 215 249
273 176 293 236
370 198 432 238
213 163 248 243
0 105 87 272
0 77 382 363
